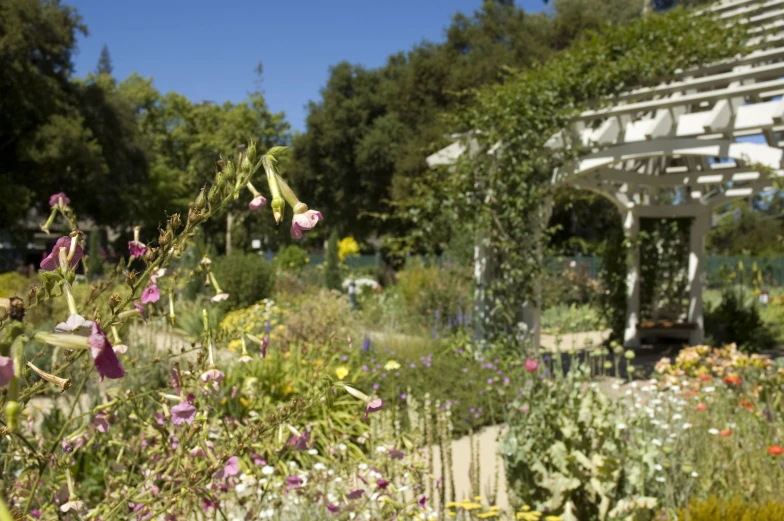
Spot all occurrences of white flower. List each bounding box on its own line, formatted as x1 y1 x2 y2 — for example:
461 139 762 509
652 439 663 447
661 424 670 430
288 461 298 469
308 449 318 455
314 463 327 471
654 464 663 471
235 483 251 497
375 446 388 453
672 414 682 421
704 386 715 393
691 471 699 477
708 428 719 435
617 423 627 430
358 463 368 470
728 422 737 429
651 419 660 426
625 389 633 396
338 443 347 452
611 383 621 390
261 465 274 475
682 423 692 430
655 476 666 483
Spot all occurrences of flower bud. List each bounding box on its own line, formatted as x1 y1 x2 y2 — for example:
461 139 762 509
143 247 157 265
194 187 208 210
272 197 285 224
109 293 121 310
5 401 20 432
169 213 181 231
125 270 137 288
215 171 227 191
159 229 171 248
624 350 635 360
208 184 221 206
245 142 257 164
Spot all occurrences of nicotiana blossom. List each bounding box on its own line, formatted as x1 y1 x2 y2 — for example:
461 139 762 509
0 356 13 387
326 504 340 514
88 323 125 380
286 475 303 488
291 209 323 239
347 489 365 500
92 412 110 433
363 398 384 421
60 499 84 513
134 302 147 323
249 194 267 210
171 401 197 425
141 284 160 304
49 192 71 207
213 456 240 479
55 313 94 336
128 240 147 259
210 293 230 303
150 268 167 284
201 368 225 383
40 236 83 271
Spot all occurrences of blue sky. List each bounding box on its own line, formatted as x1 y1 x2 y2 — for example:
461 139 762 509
68 0 546 133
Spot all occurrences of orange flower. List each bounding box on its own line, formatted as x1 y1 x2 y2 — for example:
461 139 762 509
720 429 732 437
723 375 742 385
739 399 754 411
696 402 707 411
698 374 713 382
767 445 784 456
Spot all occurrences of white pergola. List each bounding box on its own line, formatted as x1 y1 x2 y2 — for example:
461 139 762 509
427 0 784 348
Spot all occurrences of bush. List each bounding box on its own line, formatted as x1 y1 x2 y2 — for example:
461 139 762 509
395 261 471 331
212 252 275 309
325 231 341 291
541 303 607 334
704 289 776 352
0 271 29 296
675 497 784 521
275 244 310 272
281 289 355 353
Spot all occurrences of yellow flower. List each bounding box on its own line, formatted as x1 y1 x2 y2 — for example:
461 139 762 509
338 236 360 262
459 502 483 511
490 506 501 511
477 513 499 519
445 503 457 508
447 514 456 518
335 366 350 380
473 497 483 501
516 513 542 521
283 385 293 394
545 516 562 521
384 360 401 371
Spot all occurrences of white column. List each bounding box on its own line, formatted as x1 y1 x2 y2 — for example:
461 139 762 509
688 211 709 345
623 208 641 348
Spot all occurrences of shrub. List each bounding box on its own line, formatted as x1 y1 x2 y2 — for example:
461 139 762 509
704 289 776 352
275 244 310 271
280 289 355 353
212 252 275 309
395 260 471 331
541 302 607 334
675 497 784 521
0 271 29 296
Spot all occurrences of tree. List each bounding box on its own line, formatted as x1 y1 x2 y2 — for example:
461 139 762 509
96 44 112 75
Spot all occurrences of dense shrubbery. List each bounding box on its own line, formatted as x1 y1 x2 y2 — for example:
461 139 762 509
705 289 776 352
213 252 276 309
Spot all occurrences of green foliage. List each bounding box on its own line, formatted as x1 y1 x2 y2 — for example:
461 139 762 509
86 229 104 279
639 218 690 321
704 290 776 352
541 303 606 334
599 225 627 342
395 261 472 331
325 231 342 291
0 272 29 297
676 497 784 521
708 199 784 256
435 8 748 341
275 244 310 272
212 252 275 310
280 289 355 353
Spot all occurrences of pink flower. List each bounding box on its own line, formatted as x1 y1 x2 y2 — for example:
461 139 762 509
0 356 13 387
171 402 197 425
141 285 160 304
291 210 323 239
286 475 303 488
326 503 340 514
212 456 239 479
347 489 364 500
418 495 427 509
363 398 384 421
128 240 147 259
49 192 70 207
261 336 269 358
249 195 267 210
388 448 404 460
189 446 206 458
40 236 83 271
289 430 311 451
133 303 147 323
92 412 110 433
376 479 390 489
88 323 125 380
524 359 539 372
150 268 166 284
200 369 225 383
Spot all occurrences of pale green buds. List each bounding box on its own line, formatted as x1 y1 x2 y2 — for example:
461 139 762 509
223 159 236 184
215 171 227 191
271 197 285 224
246 142 257 164
195 187 208 209
5 400 20 432
207 184 221 206
343 385 369 402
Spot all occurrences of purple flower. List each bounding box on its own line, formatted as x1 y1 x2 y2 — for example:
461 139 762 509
418 495 427 509
286 475 303 488
372 383 379 391
49 192 70 207
289 430 311 451
200 369 225 383
341 355 348 361
399 393 407 400
291 210 323 239
171 402 197 425
92 412 110 433
128 240 147 259
170 368 181 395
347 489 365 500
212 456 239 479
141 285 160 304
251 453 266 466
248 195 267 210
376 479 390 489
0 356 13 387
487 378 493 384
88 323 125 380
410 363 416 368
326 503 340 514
260 336 269 358
30 509 41 519
362 335 371 352
40 236 83 271
388 448 404 460
363 398 384 420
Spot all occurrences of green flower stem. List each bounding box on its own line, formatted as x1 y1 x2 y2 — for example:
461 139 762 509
40 207 58 234
208 273 223 294
275 173 300 209
61 280 78 316
0 498 14 521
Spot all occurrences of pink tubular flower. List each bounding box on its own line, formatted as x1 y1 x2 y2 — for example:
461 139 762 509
376 479 390 489
200 369 225 383
261 336 269 358
141 285 160 304
388 448 404 460
128 240 147 259
249 195 267 210
88 323 125 380
212 456 239 479
347 489 364 500
40 236 83 271
418 495 427 509
92 412 110 433
0 356 13 387
286 475 303 489
171 402 197 425
289 430 311 451
524 359 539 372
326 503 340 514
363 398 384 421
49 192 70 207
291 210 323 239
134 302 147 323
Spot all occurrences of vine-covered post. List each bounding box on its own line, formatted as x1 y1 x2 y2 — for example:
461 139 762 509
623 207 641 348
688 209 710 345
473 229 490 343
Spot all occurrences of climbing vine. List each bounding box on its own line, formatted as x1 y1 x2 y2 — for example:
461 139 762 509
423 7 749 346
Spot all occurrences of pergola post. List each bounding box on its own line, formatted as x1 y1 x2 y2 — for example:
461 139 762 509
623 208 641 348
473 229 490 342
688 210 710 345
